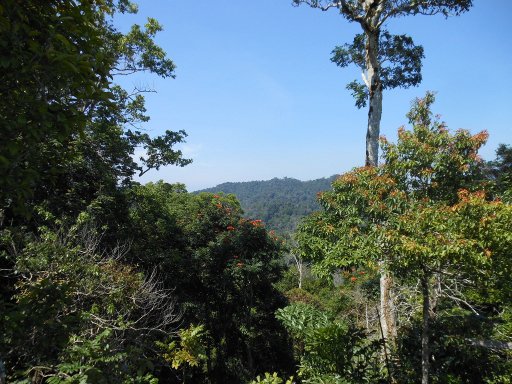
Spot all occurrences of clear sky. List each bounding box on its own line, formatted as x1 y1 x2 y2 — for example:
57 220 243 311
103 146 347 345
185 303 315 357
116 0 512 191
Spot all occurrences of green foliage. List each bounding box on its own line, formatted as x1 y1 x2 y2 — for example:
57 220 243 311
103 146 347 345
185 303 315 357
157 324 208 370
46 329 158 384
296 92 489 277
381 92 488 203
332 31 424 108
0 0 110 212
485 144 512 201
1 222 175 383
198 176 338 236
396 305 512 384
296 93 512 383
124 182 295 382
250 372 294 384
0 0 190 215
277 303 384 384
1 180 296 383
277 303 330 342
296 166 402 278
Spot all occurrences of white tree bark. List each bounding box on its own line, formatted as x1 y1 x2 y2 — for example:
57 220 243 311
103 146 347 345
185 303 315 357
365 29 383 167
292 252 304 289
421 275 431 384
380 267 397 344
367 25 396 361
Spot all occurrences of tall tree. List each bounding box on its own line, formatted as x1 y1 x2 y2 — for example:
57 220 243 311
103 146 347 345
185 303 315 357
385 191 512 384
296 93 487 378
0 0 191 216
0 2 193 381
125 183 295 382
292 0 472 167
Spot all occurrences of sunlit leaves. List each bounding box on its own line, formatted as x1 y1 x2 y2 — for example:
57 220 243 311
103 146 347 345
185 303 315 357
381 92 488 203
296 166 405 278
276 303 384 383
158 324 208 370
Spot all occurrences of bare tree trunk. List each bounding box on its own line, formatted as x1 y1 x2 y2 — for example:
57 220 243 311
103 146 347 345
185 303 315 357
421 274 431 384
367 26 396 371
379 266 397 345
292 252 303 289
376 305 393 384
365 29 382 167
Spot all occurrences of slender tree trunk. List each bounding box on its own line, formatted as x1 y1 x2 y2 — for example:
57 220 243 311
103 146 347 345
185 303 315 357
377 260 397 384
365 29 383 167
376 305 393 384
421 274 431 384
367 26 396 370
379 266 397 345
293 253 303 289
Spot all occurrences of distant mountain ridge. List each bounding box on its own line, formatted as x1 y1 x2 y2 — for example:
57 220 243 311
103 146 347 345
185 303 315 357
197 176 338 235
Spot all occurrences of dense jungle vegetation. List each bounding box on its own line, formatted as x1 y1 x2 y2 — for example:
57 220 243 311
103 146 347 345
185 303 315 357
1 1 511 384
198 176 338 236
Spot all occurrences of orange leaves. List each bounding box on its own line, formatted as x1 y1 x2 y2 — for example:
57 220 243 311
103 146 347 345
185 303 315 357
456 189 487 204
472 130 489 146
338 172 359 185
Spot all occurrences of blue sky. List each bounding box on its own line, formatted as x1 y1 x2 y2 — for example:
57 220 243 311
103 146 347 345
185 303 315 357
116 0 512 191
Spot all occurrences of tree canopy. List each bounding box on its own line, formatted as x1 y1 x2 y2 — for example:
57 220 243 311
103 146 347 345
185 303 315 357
293 0 473 166
0 0 190 216
296 94 511 383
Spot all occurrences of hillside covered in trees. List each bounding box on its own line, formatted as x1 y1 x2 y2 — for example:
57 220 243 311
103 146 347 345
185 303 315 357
198 176 338 235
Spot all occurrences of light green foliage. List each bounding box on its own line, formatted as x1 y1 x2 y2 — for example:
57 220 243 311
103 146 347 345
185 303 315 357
157 324 207 370
386 190 512 281
46 330 158 384
296 93 512 383
251 372 294 384
277 303 384 384
276 303 330 341
296 167 404 279
381 92 488 203
199 176 338 236
297 93 489 278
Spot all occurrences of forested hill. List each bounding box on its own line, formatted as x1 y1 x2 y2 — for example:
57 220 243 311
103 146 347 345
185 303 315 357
197 175 338 235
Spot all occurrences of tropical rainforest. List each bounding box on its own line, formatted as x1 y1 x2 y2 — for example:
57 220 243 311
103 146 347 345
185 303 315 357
1 1 511 384
198 176 338 236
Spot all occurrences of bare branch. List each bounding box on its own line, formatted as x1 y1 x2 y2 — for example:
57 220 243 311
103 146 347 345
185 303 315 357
467 339 512 351
293 0 366 23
